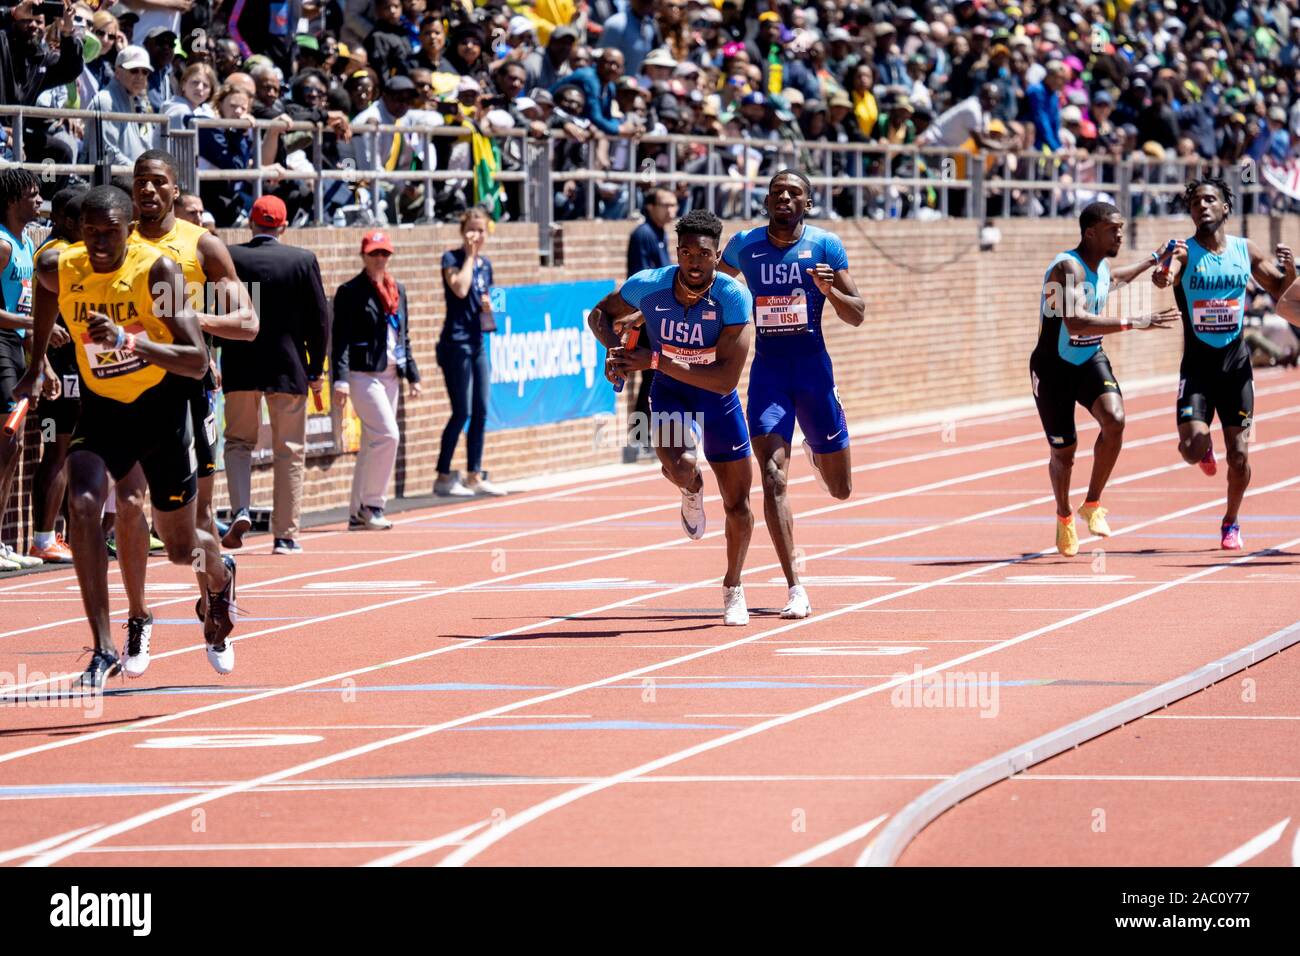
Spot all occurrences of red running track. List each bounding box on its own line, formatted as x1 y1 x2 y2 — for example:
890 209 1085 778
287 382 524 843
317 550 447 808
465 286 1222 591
3 372 1300 867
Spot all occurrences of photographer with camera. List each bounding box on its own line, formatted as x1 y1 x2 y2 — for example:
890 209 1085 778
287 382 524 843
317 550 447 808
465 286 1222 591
0 1 85 169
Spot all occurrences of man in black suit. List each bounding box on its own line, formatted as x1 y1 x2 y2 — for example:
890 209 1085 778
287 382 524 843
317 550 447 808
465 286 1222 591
222 195 331 555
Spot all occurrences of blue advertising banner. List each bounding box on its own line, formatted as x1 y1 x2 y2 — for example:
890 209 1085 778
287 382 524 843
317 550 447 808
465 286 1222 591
486 279 617 431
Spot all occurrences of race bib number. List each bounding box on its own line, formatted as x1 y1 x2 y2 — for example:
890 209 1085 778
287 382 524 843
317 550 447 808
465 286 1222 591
62 375 80 399
1192 298 1241 334
80 330 149 380
203 412 217 445
660 342 717 366
755 292 809 335
17 277 32 315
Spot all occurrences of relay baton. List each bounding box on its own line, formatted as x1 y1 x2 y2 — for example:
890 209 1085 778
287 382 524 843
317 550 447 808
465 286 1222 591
3 397 29 437
612 327 640 394
1155 239 1176 276
312 388 324 412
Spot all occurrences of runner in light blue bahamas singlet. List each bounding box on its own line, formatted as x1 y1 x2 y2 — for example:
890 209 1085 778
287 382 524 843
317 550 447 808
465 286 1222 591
0 222 35 337
1176 234 1251 364
1036 250 1111 365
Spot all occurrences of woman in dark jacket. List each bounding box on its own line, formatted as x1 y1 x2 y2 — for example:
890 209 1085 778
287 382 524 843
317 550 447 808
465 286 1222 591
331 229 422 530
435 206 502 497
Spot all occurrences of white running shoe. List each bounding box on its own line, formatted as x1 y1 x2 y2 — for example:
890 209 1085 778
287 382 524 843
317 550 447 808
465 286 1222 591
0 551 20 572
465 475 506 497
0 543 42 569
801 438 830 494
680 486 706 540
206 640 235 675
122 612 153 679
434 472 476 498
780 584 811 619
723 585 749 626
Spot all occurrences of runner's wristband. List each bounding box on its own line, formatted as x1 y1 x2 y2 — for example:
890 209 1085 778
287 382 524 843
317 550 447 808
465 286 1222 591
650 351 659 370
123 332 136 352
114 327 126 349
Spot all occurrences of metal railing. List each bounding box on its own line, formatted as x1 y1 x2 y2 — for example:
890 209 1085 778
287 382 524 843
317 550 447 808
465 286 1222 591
1 104 1283 233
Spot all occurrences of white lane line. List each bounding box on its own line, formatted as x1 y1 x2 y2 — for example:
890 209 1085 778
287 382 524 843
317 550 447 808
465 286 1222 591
2 418 1292 786
0 377 1259 629
435 528 1300 868
1208 818 1290 867
81 840 472 854
361 820 494 868
20 473 1278 869
1 407 1257 720
1292 825 1300 868
0 824 101 865
0 397 1211 693
775 814 890 868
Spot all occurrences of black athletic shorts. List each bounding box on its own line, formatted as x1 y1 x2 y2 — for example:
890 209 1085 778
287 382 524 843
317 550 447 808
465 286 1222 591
0 330 25 414
189 387 217 479
69 377 197 512
1030 349 1122 448
1177 360 1254 430
40 394 79 434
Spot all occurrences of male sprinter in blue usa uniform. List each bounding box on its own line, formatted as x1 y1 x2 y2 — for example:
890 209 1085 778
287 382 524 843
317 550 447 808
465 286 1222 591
1153 178 1295 550
1033 201 1178 558
589 210 756 625
718 169 864 620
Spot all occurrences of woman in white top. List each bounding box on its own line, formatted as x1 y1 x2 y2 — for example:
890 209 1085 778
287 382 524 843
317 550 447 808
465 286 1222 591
163 62 217 129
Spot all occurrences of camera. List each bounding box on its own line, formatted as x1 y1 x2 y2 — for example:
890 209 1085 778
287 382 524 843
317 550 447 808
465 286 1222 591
0 0 67 17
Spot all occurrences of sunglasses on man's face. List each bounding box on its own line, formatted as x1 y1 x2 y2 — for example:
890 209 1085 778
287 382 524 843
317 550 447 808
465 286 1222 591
365 250 392 258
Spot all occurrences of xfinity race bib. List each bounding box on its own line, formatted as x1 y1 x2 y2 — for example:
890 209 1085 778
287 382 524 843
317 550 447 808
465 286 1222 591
660 343 718 365
1192 298 1241 334
755 292 809 334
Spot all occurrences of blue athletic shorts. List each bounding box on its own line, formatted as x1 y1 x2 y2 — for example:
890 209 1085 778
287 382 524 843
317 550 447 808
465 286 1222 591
747 350 850 454
648 376 751 463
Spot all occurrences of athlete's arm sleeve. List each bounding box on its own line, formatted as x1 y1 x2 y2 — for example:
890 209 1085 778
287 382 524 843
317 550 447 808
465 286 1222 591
719 279 753 326
617 270 654 313
824 233 849 272
721 233 743 270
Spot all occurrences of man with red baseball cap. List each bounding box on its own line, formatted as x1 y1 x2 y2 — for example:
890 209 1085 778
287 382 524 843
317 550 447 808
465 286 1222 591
249 194 287 229
223 192 332 556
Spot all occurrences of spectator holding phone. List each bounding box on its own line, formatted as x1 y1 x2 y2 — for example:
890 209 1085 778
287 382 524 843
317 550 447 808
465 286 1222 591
1 0 86 168
435 206 502 498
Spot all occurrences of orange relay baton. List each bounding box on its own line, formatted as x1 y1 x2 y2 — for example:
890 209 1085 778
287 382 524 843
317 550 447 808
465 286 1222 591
3 397 28 437
612 327 640 394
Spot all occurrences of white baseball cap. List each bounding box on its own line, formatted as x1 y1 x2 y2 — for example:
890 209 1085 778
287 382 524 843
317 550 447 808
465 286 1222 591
116 45 151 72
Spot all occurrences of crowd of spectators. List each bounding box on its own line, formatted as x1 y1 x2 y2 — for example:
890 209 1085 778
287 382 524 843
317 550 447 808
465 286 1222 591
4 0 1300 224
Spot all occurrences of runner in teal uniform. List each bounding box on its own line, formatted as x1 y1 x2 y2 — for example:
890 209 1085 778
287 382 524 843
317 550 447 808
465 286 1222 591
1153 178 1296 550
1031 201 1177 557
0 168 51 572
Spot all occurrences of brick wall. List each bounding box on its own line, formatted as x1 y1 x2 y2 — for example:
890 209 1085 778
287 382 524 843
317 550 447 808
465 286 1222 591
4 213 1291 548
